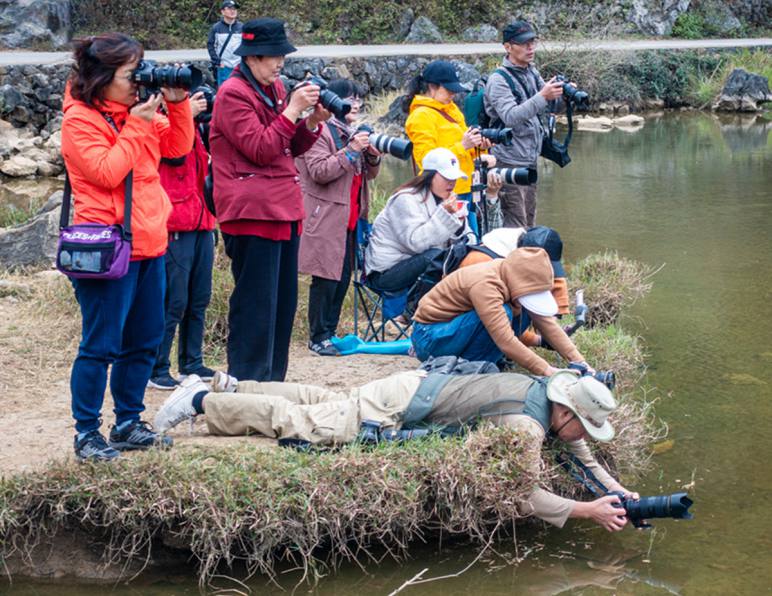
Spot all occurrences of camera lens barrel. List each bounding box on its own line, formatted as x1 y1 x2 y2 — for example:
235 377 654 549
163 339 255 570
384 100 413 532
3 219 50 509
132 61 203 91
490 167 537 186
479 127 514 146
623 492 694 522
369 133 413 160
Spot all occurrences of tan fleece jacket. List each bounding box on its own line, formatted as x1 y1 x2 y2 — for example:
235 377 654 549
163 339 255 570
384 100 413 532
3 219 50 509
413 247 584 374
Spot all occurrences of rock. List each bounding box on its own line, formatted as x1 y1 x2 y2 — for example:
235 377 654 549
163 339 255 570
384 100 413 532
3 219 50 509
615 104 631 116
642 98 666 110
0 203 59 269
461 24 499 42
397 8 414 39
37 161 62 176
714 68 772 112
702 0 743 34
1 154 38 176
0 0 71 50
576 116 614 131
405 16 442 43
627 0 690 35
36 190 63 215
0 84 24 113
614 114 645 126
452 61 481 87
378 94 408 131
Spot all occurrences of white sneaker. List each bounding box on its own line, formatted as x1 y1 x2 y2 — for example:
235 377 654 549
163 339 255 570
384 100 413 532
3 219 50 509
154 374 208 433
212 370 238 393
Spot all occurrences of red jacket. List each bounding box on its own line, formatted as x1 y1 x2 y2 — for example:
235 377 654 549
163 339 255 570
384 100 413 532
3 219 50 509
160 128 216 233
61 89 194 259
208 65 321 225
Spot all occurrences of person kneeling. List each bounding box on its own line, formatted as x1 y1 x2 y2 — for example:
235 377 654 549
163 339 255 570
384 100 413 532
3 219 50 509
411 246 585 376
155 368 635 530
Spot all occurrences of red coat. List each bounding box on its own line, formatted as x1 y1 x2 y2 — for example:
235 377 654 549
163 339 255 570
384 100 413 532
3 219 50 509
160 128 216 232
208 65 321 225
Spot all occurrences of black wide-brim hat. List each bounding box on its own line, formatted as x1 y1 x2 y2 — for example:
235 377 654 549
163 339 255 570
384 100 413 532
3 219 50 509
235 18 297 57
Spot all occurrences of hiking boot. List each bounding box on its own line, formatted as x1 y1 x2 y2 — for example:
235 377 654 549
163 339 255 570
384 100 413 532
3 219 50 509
212 370 238 393
108 420 173 451
180 366 216 382
74 430 120 462
147 373 179 390
308 339 339 357
154 374 209 433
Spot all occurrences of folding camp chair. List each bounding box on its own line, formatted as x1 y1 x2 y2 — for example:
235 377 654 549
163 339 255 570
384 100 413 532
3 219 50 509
352 219 412 342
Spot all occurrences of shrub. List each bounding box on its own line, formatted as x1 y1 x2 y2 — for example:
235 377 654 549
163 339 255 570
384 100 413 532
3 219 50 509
672 12 707 39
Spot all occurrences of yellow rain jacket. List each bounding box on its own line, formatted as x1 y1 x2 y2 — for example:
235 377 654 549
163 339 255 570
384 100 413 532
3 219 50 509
405 95 477 194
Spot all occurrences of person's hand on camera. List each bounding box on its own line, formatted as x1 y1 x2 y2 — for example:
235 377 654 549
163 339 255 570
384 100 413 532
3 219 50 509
306 102 331 130
130 93 163 122
161 87 188 104
486 170 503 197
480 154 497 169
540 77 564 101
461 127 483 150
285 82 321 123
348 131 370 153
189 91 207 118
480 137 493 150
577 495 629 532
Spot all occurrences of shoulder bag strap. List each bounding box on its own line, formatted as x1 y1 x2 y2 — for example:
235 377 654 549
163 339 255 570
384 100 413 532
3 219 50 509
60 114 134 237
421 105 459 124
217 28 235 62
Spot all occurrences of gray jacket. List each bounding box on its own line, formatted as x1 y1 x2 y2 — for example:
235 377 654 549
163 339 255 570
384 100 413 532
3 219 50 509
483 58 549 168
364 188 474 275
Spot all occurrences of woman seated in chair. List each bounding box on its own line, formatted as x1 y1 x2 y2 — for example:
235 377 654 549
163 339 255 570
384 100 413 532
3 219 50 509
364 147 476 300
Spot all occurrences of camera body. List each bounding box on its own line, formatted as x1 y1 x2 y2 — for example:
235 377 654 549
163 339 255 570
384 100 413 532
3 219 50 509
477 127 513 146
306 76 352 121
567 361 616 390
132 60 203 100
554 74 590 109
356 124 413 161
191 84 216 124
609 490 694 529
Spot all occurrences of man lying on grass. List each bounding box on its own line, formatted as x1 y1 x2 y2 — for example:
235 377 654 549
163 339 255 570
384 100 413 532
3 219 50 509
155 366 639 531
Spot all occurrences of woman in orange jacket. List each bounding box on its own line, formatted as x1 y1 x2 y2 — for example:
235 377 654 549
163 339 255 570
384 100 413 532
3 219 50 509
60 33 194 461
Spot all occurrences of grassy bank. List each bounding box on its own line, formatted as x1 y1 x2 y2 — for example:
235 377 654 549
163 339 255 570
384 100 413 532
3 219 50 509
0 251 664 585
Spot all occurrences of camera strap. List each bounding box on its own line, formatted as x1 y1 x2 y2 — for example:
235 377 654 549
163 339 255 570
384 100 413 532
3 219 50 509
555 451 611 498
238 64 279 113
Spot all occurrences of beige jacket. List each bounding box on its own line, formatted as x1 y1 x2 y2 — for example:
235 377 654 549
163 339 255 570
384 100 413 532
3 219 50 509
413 247 584 374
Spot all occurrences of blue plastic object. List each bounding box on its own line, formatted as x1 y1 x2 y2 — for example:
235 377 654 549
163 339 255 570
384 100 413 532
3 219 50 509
331 334 412 356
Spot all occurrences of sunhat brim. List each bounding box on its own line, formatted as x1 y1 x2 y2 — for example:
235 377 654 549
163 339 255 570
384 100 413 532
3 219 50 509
235 40 297 57
546 371 615 442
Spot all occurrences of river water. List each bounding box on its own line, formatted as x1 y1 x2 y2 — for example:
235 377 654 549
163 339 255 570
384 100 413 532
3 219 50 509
5 112 772 595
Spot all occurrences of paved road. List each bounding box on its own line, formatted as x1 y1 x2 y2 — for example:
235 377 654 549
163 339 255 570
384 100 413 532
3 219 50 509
1 38 770 66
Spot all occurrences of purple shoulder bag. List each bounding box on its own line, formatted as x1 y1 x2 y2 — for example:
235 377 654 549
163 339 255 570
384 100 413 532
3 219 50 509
56 113 134 280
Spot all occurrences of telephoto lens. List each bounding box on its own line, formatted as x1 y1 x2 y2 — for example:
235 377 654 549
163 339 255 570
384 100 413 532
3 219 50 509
555 74 590 109
610 490 694 528
479 127 514 146
356 125 414 160
132 60 203 92
489 167 537 186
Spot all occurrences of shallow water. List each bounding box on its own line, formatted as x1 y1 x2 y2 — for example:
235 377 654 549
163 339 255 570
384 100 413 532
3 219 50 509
6 112 772 594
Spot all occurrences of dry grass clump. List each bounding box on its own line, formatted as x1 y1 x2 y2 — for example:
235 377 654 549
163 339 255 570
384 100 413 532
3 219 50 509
0 427 539 587
568 251 656 327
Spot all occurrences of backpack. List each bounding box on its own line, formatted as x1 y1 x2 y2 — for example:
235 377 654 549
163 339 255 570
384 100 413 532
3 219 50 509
462 77 491 128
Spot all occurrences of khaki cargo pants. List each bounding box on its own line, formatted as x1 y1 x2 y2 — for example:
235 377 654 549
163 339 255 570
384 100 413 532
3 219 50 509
203 372 423 446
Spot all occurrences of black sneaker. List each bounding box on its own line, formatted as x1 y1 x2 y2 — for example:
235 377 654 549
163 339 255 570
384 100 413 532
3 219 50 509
180 366 216 382
74 430 120 462
308 339 340 357
147 373 179 390
109 420 173 451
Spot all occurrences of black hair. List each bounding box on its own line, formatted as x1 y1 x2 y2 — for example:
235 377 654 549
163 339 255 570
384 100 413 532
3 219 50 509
69 33 143 107
393 170 436 202
401 73 430 113
326 78 362 99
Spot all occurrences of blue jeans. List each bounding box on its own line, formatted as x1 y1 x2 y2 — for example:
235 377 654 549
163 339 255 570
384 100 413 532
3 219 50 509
70 257 166 433
412 305 513 363
153 230 215 377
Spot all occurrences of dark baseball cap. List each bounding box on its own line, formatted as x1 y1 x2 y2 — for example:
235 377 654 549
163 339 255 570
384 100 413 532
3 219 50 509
503 20 536 44
422 60 468 94
518 226 565 277
221 0 238 8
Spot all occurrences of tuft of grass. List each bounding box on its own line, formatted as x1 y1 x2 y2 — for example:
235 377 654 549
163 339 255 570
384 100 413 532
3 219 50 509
0 198 45 228
686 49 772 107
568 251 655 328
0 427 540 586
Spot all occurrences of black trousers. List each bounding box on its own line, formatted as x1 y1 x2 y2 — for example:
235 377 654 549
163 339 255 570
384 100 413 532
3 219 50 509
223 228 299 382
153 230 214 377
307 230 354 344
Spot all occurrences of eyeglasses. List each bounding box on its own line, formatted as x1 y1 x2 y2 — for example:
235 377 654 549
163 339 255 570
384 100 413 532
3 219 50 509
554 413 577 435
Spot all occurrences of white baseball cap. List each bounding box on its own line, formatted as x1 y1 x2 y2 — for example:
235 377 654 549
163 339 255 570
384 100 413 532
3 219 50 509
421 147 468 181
518 290 558 316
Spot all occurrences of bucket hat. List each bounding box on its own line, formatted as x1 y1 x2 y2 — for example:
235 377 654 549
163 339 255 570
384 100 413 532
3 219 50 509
422 147 468 180
235 18 297 57
546 371 617 441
